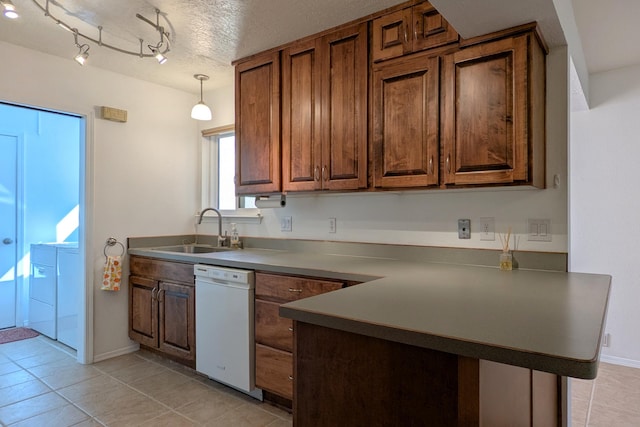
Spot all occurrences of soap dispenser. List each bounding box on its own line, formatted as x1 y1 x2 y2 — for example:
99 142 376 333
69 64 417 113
230 223 241 249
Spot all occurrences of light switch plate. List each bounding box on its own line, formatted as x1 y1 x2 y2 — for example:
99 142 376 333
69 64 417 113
458 219 471 239
280 216 292 232
528 219 551 241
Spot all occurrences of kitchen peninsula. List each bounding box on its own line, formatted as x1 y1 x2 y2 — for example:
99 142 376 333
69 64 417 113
128 237 611 426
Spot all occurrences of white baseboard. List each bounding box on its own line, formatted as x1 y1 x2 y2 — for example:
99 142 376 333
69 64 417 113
92 343 140 363
600 354 640 369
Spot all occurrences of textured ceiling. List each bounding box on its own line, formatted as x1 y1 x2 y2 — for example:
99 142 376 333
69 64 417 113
0 0 406 93
0 0 636 95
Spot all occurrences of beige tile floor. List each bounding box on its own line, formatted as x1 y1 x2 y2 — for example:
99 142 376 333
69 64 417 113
1 335 638 426
0 336 292 426
572 362 640 426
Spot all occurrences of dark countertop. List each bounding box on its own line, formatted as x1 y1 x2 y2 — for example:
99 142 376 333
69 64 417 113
128 244 610 379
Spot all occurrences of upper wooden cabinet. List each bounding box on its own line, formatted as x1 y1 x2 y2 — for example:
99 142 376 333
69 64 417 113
372 1 458 62
235 51 281 195
372 51 440 188
281 39 322 192
282 23 368 192
442 30 546 187
235 0 547 194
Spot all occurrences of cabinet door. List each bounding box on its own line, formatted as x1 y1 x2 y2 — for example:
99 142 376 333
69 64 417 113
256 343 293 400
235 51 281 194
158 281 195 361
412 2 459 52
371 8 412 62
442 35 529 186
320 23 368 190
255 299 293 352
282 39 323 192
129 276 158 348
372 52 439 188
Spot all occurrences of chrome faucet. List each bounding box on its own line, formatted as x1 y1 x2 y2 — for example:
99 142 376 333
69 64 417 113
198 208 228 247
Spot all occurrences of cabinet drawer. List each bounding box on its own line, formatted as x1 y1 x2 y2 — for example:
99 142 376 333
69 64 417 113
256 272 343 302
130 256 194 284
256 300 293 352
256 344 293 399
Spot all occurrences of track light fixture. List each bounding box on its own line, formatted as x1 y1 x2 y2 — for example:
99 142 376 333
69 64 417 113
191 74 212 121
31 0 171 64
149 43 167 65
2 0 18 19
73 30 89 65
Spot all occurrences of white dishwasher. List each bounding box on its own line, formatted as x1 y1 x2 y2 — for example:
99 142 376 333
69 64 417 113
194 264 262 400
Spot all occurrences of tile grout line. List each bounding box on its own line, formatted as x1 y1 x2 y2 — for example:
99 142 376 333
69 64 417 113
128 352 292 423
584 376 597 426
0 339 103 426
1 344 291 425
90 356 206 425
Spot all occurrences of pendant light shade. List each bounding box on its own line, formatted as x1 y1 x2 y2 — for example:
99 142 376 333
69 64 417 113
191 74 212 121
2 0 18 19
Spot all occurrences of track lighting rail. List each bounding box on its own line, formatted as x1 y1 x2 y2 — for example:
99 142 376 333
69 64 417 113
31 0 171 62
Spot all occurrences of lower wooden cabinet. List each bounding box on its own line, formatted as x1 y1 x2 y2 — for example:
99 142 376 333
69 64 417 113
254 272 345 403
255 343 293 399
129 256 196 366
293 322 560 426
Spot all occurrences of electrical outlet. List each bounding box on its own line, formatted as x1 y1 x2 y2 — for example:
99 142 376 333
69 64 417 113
480 217 495 241
458 219 471 239
280 216 292 232
528 219 551 241
602 333 611 347
329 217 337 233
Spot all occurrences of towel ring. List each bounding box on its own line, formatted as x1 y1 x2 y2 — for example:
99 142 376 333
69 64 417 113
104 237 125 260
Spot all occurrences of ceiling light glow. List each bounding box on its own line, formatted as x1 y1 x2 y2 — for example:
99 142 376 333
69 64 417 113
2 0 18 19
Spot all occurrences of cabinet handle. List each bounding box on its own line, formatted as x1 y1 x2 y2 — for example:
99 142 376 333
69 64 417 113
157 289 164 303
288 288 303 293
314 166 320 182
446 155 451 173
428 156 433 175
151 286 158 301
414 20 419 40
404 23 408 44
288 375 294 381
322 166 328 182
288 327 294 332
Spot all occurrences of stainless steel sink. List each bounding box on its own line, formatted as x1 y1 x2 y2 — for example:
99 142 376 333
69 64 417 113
150 245 232 254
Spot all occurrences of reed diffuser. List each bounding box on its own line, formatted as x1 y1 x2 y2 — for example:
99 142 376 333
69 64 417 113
498 227 513 271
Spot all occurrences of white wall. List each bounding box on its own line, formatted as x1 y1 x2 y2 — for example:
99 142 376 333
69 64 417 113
570 63 640 366
199 47 570 254
0 41 200 361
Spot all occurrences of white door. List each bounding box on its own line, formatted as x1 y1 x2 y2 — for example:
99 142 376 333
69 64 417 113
0 133 17 329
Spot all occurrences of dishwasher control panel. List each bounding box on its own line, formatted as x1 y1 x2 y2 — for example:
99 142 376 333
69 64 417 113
194 264 254 284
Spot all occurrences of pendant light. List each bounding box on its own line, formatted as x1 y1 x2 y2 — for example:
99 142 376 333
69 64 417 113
191 74 212 121
1 0 18 19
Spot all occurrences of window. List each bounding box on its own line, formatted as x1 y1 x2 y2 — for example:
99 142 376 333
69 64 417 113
202 126 256 214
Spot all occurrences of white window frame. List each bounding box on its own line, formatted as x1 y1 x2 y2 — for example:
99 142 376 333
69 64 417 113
200 125 261 223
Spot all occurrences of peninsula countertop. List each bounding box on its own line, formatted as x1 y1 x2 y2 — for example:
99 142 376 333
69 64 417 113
128 243 611 379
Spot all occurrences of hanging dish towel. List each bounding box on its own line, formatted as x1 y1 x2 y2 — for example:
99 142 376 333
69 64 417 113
101 255 122 291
